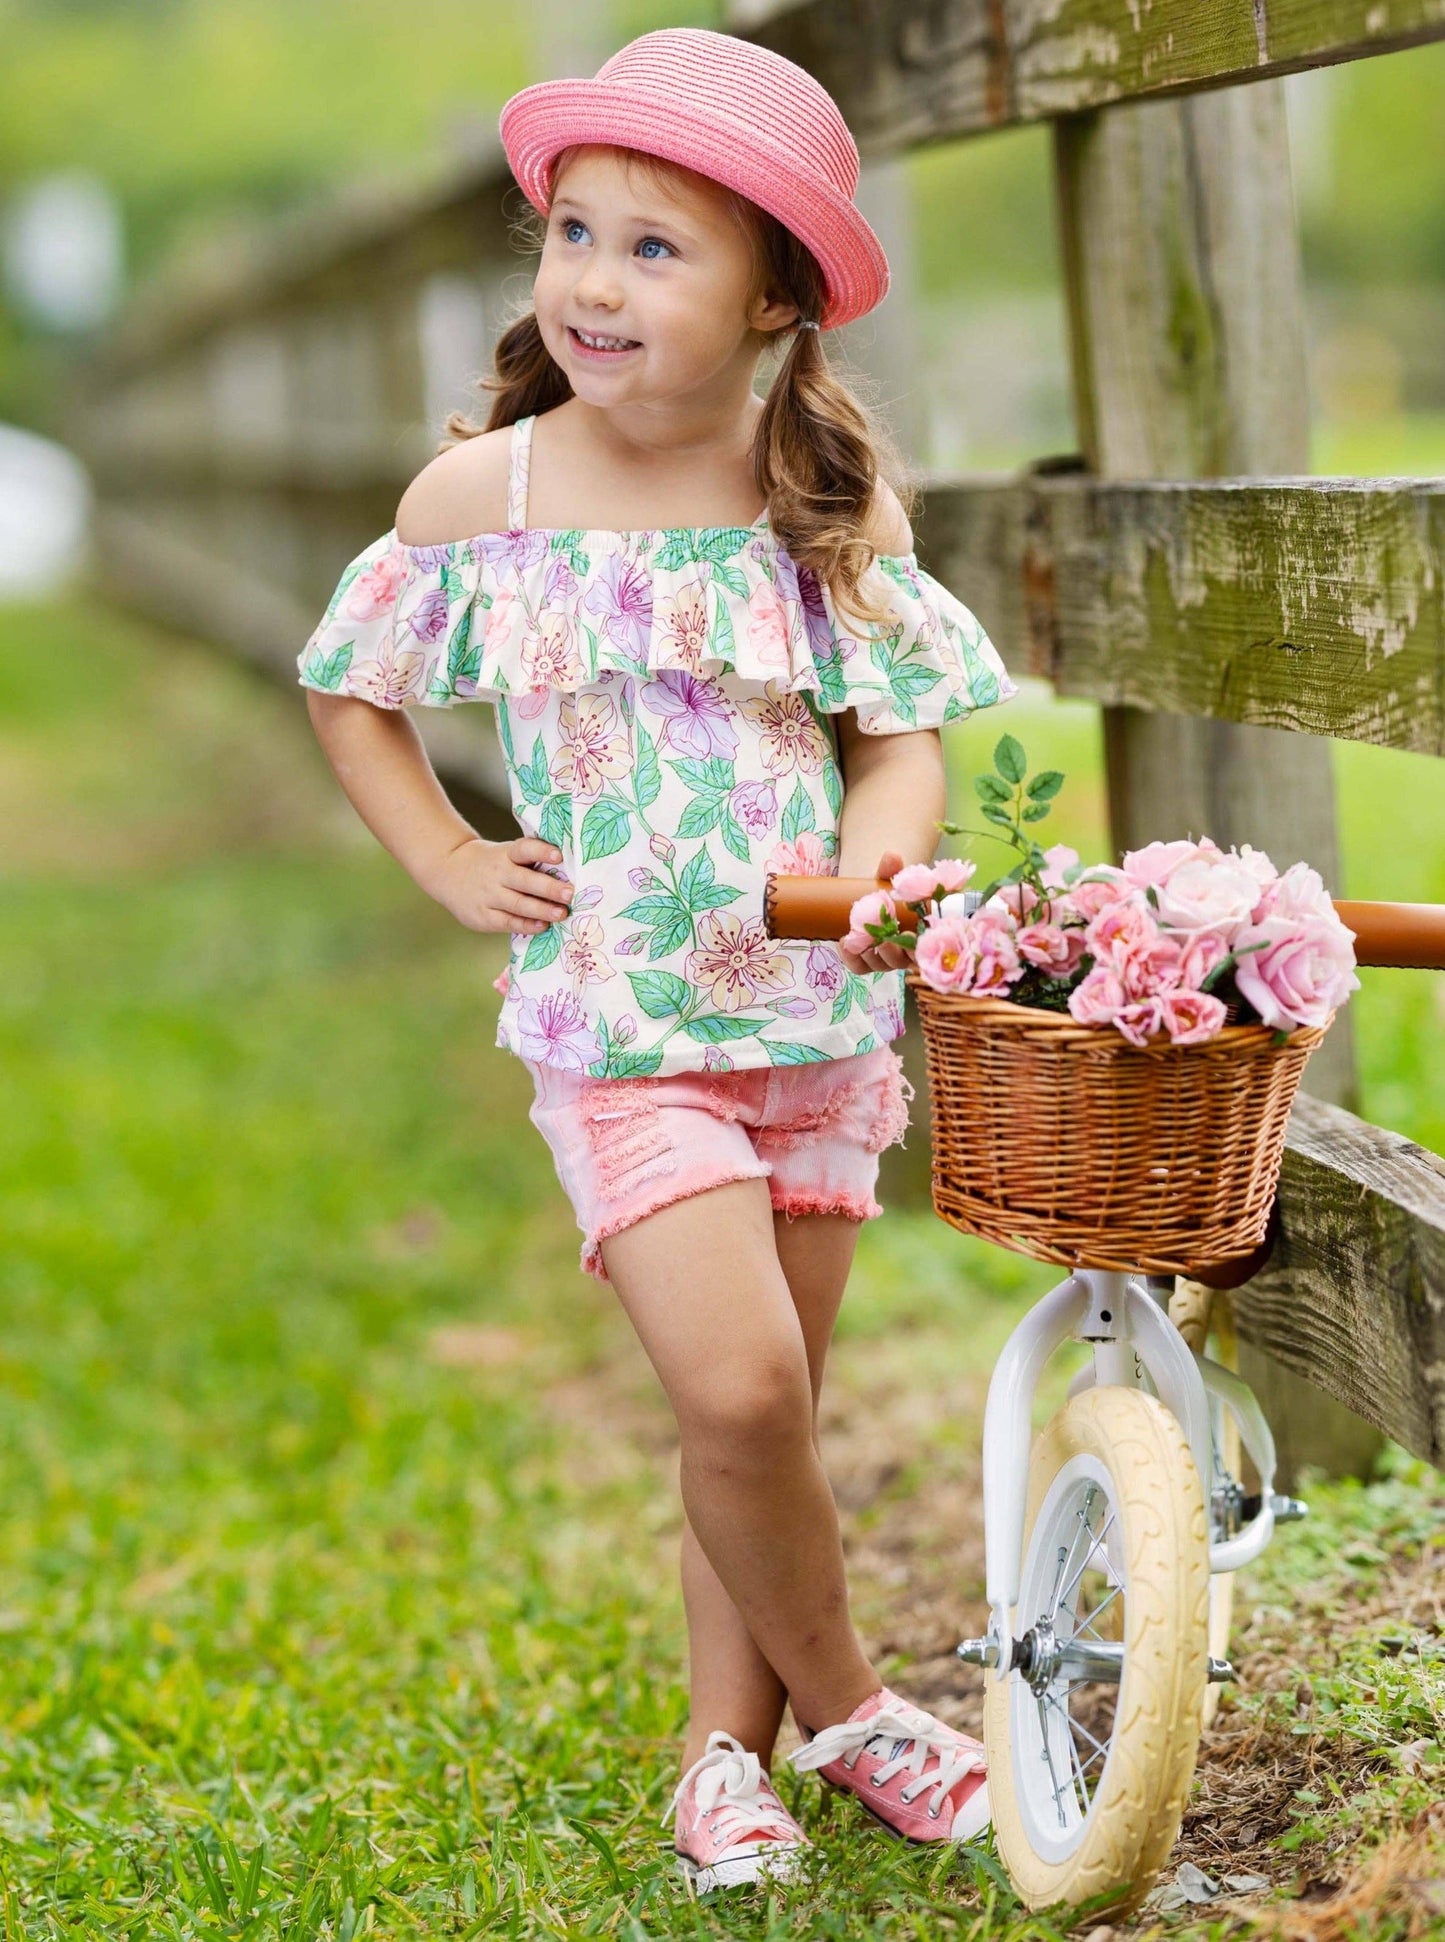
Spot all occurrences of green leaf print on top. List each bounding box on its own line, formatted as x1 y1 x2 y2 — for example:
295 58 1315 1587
302 642 354 691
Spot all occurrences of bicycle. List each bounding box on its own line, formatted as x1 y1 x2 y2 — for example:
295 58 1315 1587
765 873 1445 1913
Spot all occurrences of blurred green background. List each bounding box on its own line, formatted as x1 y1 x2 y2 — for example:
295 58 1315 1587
1 3 1442 1934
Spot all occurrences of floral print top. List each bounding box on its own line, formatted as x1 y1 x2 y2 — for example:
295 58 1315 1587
297 411 1018 1078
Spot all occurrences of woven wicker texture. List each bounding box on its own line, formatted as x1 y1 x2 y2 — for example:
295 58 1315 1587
907 976 1327 1275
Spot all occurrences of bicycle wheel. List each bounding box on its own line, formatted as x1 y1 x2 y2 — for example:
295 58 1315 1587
1172 1281 1240 1730
983 1386 1210 1913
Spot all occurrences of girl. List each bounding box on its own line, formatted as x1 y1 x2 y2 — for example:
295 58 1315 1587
299 26 1017 1898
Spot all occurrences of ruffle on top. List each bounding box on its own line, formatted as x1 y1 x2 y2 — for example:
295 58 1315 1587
296 520 1017 734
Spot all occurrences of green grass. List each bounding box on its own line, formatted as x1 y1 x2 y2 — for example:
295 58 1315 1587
0 597 1440 1936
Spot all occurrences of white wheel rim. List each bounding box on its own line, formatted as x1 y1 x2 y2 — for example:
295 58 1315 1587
1010 1453 1125 1863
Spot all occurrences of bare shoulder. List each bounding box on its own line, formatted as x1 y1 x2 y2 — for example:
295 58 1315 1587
862 476 915 558
395 427 512 545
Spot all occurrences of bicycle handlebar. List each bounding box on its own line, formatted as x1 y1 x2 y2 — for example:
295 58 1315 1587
763 876 1445 971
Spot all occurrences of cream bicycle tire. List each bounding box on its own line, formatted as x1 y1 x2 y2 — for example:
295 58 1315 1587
1172 1282 1240 1731
983 1386 1210 1914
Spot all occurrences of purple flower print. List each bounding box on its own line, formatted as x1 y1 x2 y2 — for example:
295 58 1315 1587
805 943 846 1001
627 866 659 893
702 1046 735 1073
517 990 603 1071
729 779 778 838
769 996 818 1018
584 553 653 663
616 932 649 957
641 669 740 760
408 588 452 644
870 990 906 1041
479 530 551 574
613 1014 638 1046
791 562 837 665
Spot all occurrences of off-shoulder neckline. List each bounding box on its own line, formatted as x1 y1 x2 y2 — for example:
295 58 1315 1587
389 520 920 567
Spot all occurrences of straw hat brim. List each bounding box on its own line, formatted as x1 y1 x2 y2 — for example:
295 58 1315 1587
499 78 890 332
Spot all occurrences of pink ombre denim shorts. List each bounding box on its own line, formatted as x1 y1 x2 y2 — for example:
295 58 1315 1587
524 1043 915 1284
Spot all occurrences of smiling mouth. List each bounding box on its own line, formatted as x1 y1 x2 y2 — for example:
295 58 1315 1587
568 325 641 353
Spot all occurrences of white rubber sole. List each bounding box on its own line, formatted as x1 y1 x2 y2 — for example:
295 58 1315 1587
676 1842 805 1895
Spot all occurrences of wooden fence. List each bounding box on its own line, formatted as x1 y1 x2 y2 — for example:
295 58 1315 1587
66 0 1445 1474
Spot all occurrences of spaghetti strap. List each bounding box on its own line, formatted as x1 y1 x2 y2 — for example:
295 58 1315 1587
507 414 534 531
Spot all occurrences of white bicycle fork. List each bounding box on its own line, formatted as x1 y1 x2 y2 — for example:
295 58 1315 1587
957 1269 1300 1679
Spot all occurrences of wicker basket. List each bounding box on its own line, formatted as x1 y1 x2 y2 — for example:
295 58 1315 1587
906 974 1329 1275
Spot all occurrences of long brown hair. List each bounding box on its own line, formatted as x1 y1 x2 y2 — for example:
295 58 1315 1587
441 143 916 630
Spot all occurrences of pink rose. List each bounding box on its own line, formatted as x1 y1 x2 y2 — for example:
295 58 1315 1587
1256 860 1334 925
914 917 974 992
492 964 512 998
1232 913 1359 1030
933 856 975 893
1122 839 1211 890
890 862 944 904
1158 988 1228 1044
842 887 900 958
1113 997 1166 1047
1068 965 1127 1027
1068 867 1133 922
1233 844 1279 898
343 548 407 621
965 912 1023 995
1040 844 1080 888
1016 920 1084 976
1086 901 1176 999
1152 854 1262 937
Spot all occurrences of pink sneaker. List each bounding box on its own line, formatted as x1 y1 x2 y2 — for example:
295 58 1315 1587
789 1686 991 1843
666 1730 810 1895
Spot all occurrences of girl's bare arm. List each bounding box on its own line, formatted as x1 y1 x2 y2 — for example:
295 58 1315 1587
834 722 947 974
305 691 573 935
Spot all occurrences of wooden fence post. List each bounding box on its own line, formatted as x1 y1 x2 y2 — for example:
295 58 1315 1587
1054 79 1380 1480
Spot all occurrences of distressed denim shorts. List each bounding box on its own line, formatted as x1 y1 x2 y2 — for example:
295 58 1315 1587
524 1043 915 1284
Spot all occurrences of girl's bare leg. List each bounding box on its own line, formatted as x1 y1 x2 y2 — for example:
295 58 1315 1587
600 1178 879 1761
677 1205 863 1767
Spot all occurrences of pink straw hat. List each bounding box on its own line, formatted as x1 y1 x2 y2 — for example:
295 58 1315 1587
498 26 890 332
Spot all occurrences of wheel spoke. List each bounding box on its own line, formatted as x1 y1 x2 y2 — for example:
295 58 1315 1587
1076 1582 1122 1640
1036 1695 1071 1830
1057 1509 1115 1616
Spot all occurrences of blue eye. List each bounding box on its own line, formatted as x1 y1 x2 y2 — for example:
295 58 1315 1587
557 218 672 259
562 219 587 243
638 237 672 260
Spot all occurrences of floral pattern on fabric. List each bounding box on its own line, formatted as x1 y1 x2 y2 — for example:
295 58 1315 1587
298 462 1016 1077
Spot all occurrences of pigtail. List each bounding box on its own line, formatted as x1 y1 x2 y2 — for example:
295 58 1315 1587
755 314 917 633
439 190 570 446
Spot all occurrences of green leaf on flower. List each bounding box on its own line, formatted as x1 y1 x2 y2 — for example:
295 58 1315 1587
627 969 692 1020
521 925 563 972
1026 770 1065 801
538 794 571 851
518 735 551 805
647 911 692 960
302 642 354 691
781 780 817 844
669 756 736 795
676 795 726 840
633 724 662 808
1021 802 1052 822
608 1048 666 1077
974 773 1012 803
821 759 843 819
994 734 1027 784
580 798 632 862
981 804 1014 828
619 893 686 926
759 1040 834 1064
720 812 752 867
682 1016 767 1043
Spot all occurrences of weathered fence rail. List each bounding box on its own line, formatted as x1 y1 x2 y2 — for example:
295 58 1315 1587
67 0 1445 1473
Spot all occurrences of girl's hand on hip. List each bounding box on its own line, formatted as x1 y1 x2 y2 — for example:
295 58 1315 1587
428 836 574 935
837 847 912 975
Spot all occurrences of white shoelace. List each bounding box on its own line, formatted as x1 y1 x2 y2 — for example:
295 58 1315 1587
790 1701 985 1820
664 1731 802 1850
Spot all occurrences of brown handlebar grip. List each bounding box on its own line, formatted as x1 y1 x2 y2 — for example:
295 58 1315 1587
1334 900 1445 970
764 876 1445 972
764 874 898 941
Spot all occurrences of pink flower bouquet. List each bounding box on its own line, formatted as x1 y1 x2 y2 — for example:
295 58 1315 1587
847 736 1360 1047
